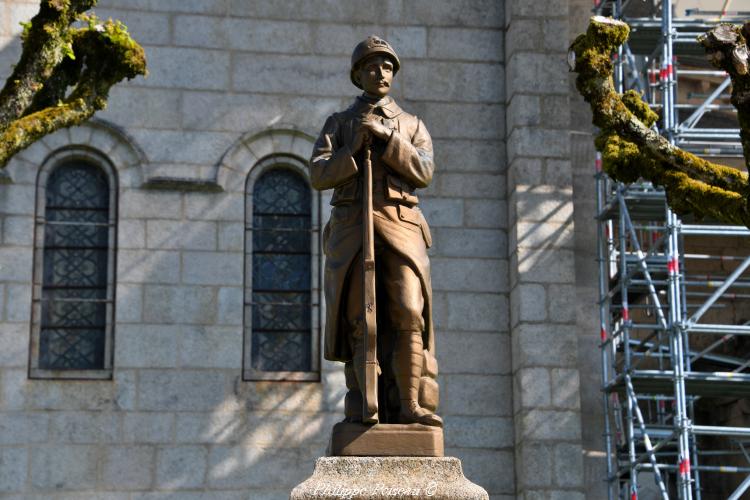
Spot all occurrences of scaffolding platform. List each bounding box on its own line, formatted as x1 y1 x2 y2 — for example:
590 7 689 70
607 371 750 398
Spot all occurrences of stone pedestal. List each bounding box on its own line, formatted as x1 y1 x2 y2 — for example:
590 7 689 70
290 457 489 500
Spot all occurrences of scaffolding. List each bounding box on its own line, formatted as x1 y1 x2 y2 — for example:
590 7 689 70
593 1 750 498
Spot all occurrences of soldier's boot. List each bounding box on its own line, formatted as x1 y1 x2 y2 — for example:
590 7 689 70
393 330 443 427
343 360 362 423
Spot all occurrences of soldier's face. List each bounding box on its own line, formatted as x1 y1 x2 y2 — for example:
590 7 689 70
356 55 394 98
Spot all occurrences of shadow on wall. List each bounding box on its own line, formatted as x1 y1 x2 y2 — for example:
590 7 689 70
0 181 341 495
0 32 346 499
0 7 511 496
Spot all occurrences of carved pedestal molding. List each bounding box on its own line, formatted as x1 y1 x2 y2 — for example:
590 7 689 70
290 457 488 500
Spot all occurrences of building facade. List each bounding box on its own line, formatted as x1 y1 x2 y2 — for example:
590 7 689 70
0 1 601 498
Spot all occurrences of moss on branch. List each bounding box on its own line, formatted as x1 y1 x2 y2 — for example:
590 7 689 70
570 16 750 227
0 1 146 168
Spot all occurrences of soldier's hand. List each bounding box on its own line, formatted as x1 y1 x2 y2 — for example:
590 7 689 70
361 119 391 141
351 129 367 154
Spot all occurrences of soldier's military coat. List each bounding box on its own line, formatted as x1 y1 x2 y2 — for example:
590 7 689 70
310 95 435 363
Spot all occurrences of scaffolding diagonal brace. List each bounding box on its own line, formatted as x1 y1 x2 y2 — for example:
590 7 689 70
621 197 670 331
626 377 671 499
688 255 750 325
728 474 750 500
679 77 732 130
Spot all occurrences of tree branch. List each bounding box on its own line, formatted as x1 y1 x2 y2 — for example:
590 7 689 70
698 22 750 170
0 6 146 168
0 0 96 127
569 16 750 228
0 14 146 167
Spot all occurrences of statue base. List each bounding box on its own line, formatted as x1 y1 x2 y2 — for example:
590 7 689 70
290 456 489 500
330 422 443 456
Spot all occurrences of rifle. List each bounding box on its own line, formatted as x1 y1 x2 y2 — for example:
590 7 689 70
361 132 379 424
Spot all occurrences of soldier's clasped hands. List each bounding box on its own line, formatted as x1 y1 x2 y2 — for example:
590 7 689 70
351 118 392 153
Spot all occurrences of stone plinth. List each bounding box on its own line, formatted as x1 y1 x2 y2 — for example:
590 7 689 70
331 422 444 457
290 457 489 500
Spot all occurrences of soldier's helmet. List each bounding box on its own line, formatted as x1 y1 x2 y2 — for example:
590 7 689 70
350 36 401 89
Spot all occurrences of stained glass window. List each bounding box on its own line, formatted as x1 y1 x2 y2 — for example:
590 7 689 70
247 167 313 375
31 159 115 376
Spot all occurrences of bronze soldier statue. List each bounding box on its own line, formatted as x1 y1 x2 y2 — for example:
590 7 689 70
311 36 441 430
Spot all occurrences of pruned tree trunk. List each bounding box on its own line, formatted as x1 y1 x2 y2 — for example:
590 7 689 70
699 22 750 169
569 16 750 228
0 0 146 168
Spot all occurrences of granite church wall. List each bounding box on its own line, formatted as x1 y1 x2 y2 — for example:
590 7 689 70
505 0 586 498
0 0 512 498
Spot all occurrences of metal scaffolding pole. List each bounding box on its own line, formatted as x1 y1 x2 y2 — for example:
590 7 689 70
598 153 616 500
619 186 640 499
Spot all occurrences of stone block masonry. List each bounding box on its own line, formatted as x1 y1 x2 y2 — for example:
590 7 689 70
505 0 586 498
0 0 513 498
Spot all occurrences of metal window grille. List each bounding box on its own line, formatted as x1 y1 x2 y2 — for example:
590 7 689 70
30 157 116 379
243 160 320 381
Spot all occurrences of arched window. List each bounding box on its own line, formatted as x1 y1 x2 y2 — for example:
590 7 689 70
244 156 319 381
30 154 117 379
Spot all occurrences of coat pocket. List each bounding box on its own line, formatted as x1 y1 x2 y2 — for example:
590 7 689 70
386 175 419 206
398 205 432 248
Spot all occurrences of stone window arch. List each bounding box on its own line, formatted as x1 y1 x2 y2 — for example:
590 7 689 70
243 154 321 381
29 148 117 379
